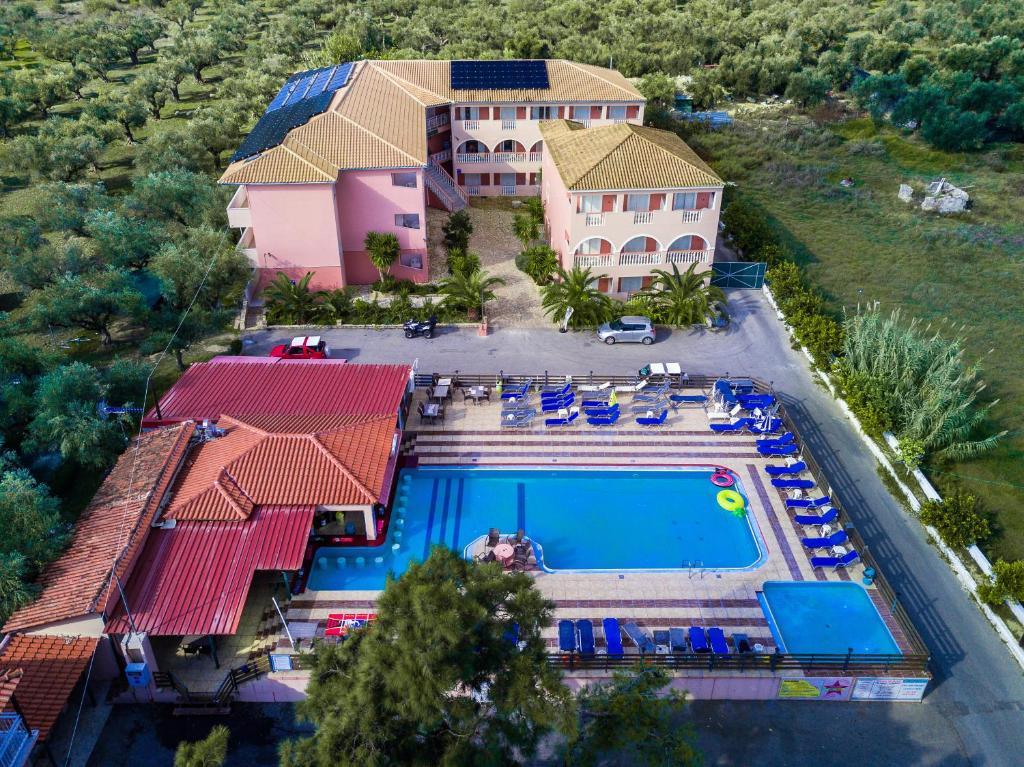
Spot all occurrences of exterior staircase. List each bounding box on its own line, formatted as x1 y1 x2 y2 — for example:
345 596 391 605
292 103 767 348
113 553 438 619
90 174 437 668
424 163 468 212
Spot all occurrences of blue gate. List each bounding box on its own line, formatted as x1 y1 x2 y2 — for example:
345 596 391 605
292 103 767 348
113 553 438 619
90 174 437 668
710 262 766 289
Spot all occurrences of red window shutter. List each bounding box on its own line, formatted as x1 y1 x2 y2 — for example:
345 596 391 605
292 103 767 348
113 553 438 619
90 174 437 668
454 106 462 120
599 239 611 254
482 173 492 185
650 193 665 211
641 276 654 289
516 172 526 185
645 237 657 252
517 106 526 119
557 106 565 119
696 192 711 209
457 175 465 186
627 105 640 118
591 105 602 119
601 194 616 212
529 172 539 185
598 277 611 293
692 235 707 250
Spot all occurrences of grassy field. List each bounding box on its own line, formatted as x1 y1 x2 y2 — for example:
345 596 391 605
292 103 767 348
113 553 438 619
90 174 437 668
691 112 1024 560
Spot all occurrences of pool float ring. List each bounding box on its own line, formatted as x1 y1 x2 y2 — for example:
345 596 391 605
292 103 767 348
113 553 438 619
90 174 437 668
710 470 734 487
717 489 745 515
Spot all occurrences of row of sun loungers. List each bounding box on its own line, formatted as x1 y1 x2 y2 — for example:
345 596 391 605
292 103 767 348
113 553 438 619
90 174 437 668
560 618 752 656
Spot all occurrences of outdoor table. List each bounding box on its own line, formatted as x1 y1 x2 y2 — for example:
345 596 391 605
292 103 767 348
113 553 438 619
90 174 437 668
492 543 515 565
432 384 450 401
437 377 452 386
423 402 441 422
467 386 489 404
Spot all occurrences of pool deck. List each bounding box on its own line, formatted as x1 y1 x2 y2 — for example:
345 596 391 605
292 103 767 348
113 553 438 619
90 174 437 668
283 388 916 663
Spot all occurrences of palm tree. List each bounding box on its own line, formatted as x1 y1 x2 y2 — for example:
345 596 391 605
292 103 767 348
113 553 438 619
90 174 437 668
512 212 539 249
263 272 335 325
642 262 725 326
364 231 400 282
540 266 613 329
439 268 505 320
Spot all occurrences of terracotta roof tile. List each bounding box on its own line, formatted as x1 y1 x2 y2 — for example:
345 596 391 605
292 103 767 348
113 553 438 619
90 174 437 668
540 120 723 191
0 635 98 741
3 424 193 633
0 668 22 712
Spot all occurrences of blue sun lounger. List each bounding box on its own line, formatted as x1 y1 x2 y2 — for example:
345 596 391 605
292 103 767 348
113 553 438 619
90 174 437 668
793 507 838 525
708 627 730 654
602 618 624 656
541 395 574 412
710 417 756 432
587 412 620 426
545 411 578 427
577 619 596 656
541 383 571 397
669 394 707 405
558 620 578 653
623 622 656 653
501 380 531 399
501 411 535 428
756 431 794 447
739 394 775 409
811 549 860 569
636 409 668 426
801 530 849 549
786 495 831 509
758 443 799 456
635 384 670 402
504 622 520 647
688 627 709 653
584 403 619 416
765 460 807 476
772 478 815 489
749 418 784 434
668 627 688 652
581 398 611 409
714 379 738 405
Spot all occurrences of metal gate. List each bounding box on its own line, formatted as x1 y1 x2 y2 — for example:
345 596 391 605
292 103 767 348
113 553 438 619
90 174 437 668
710 261 766 289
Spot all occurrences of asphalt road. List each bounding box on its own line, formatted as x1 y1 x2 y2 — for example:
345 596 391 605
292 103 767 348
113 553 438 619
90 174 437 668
244 290 1024 767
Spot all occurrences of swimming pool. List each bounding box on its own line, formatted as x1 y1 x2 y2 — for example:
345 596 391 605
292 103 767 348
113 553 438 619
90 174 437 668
307 466 764 591
758 581 901 655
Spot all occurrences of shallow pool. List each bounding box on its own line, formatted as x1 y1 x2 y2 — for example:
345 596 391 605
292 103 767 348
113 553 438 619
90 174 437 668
759 581 901 655
307 466 764 590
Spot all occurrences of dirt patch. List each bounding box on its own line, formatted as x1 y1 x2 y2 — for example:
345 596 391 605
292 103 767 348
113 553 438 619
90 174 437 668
427 201 550 327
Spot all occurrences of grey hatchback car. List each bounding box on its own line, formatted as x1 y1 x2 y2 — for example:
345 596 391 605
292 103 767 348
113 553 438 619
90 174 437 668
596 316 656 345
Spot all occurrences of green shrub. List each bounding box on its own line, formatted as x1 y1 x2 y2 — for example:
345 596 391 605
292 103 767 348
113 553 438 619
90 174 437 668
442 210 473 253
978 559 1024 607
836 369 895 436
721 195 774 257
446 248 481 277
227 338 242 355
515 245 558 285
792 311 844 366
753 243 792 267
765 261 804 302
918 491 991 549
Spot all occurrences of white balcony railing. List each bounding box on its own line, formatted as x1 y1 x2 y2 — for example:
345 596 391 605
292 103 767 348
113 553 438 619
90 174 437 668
528 152 542 162
237 227 257 261
584 213 605 227
429 148 452 165
501 185 517 196
618 250 663 266
462 119 480 130
501 119 517 130
680 209 704 223
666 248 713 264
226 186 251 228
632 211 654 225
426 113 450 131
572 118 591 128
456 153 490 163
466 186 481 196
491 152 527 163
574 253 614 268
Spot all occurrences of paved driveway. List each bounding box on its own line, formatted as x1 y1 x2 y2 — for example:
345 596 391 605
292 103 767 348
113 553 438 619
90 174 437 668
244 289 1024 767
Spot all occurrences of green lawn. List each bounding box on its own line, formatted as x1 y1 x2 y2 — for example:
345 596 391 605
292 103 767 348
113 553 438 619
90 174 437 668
692 115 1024 560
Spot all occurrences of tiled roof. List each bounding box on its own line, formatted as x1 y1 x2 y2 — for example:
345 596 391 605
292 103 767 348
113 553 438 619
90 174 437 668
105 506 313 636
3 424 193 633
165 414 396 520
0 668 22 711
539 120 723 191
219 60 644 185
0 635 98 741
144 359 410 426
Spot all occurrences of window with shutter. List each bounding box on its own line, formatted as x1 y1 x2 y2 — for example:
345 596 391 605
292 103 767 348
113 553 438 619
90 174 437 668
627 105 640 118
591 105 602 119
601 194 616 212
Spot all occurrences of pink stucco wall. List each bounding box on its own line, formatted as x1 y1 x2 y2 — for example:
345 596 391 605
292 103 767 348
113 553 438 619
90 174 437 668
541 151 573 268
246 184 344 283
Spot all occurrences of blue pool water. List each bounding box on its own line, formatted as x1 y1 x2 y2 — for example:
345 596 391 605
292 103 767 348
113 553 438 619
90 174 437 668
759 581 901 655
307 466 763 590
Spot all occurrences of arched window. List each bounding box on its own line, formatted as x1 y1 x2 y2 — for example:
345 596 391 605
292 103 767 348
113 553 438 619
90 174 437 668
621 236 658 253
457 140 489 155
530 140 543 154
668 235 707 252
576 237 612 255
495 139 525 153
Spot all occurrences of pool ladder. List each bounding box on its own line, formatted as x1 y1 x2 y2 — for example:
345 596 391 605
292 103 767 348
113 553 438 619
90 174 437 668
683 560 705 579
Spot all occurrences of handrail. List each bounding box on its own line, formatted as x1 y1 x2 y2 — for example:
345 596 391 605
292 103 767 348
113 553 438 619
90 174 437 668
547 650 929 674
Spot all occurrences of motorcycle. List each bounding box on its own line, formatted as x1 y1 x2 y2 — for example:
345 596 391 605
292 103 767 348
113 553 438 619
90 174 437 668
403 316 437 339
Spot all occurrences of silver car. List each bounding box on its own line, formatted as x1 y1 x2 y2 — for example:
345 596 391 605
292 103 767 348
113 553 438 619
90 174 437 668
597 316 656 345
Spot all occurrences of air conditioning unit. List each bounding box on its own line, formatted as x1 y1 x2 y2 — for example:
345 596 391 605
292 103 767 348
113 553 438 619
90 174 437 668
125 662 151 688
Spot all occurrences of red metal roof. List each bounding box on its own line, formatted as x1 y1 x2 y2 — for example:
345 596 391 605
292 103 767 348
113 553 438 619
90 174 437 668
0 635 98 741
3 423 194 633
144 358 410 425
104 505 314 636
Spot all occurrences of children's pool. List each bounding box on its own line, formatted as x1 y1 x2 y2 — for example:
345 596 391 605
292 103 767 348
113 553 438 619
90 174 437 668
758 581 901 655
307 466 764 590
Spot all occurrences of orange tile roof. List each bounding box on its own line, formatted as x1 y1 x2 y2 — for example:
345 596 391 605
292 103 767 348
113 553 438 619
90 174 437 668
3 424 194 633
0 668 22 712
165 414 396 521
0 635 98 741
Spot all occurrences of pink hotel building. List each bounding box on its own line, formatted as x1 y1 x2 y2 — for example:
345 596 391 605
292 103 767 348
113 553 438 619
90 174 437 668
220 59 722 296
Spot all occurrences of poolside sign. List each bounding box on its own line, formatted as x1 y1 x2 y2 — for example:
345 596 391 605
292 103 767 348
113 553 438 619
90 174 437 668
778 677 853 701
851 677 929 702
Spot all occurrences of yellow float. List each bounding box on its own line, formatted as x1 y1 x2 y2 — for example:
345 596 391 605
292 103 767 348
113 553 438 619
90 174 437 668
717 489 747 517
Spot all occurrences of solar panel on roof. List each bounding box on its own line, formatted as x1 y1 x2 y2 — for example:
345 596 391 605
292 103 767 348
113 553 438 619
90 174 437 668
451 60 549 91
327 62 353 91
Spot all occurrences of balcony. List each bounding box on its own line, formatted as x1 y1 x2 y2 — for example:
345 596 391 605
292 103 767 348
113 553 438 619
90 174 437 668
632 211 653 225
680 209 705 223
501 119 517 130
584 213 605 227
529 151 542 162
501 185 517 196
226 186 251 228
466 186 481 196
573 249 713 269
456 152 489 163
429 148 452 165
0 712 38 767
426 113 450 133
461 119 480 130
237 227 257 261
574 253 614 268
455 152 536 164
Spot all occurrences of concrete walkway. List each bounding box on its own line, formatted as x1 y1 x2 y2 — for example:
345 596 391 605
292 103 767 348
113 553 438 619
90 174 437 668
243 289 1024 766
